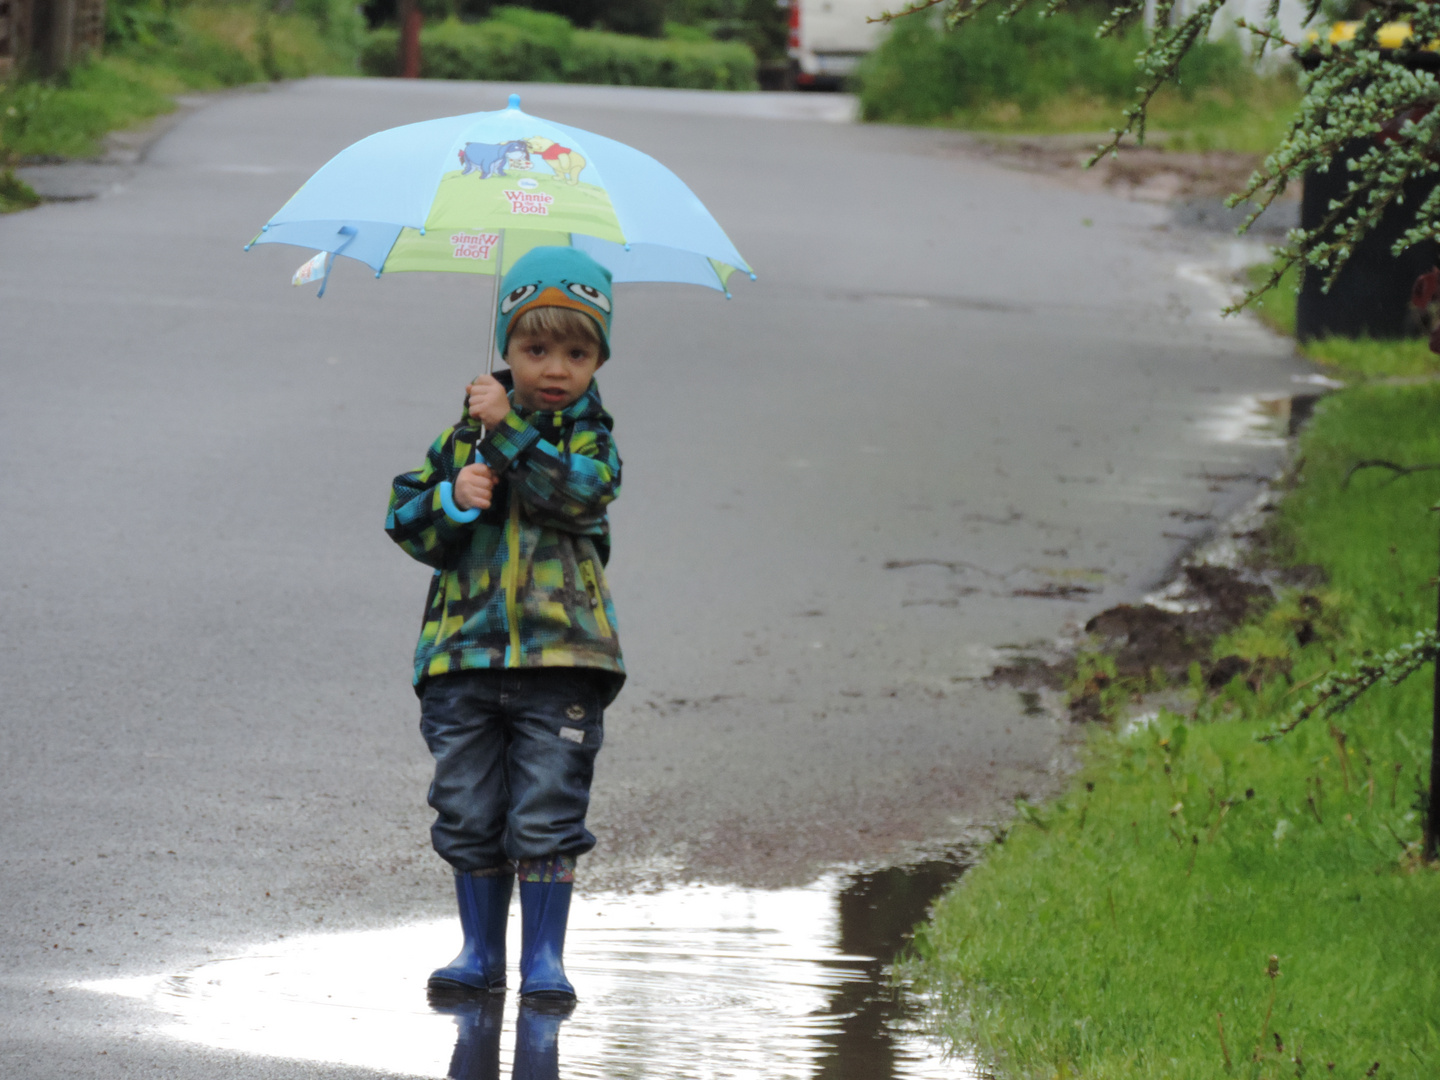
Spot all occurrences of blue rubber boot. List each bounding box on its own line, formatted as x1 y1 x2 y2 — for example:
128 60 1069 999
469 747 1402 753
429 871 513 994
518 879 575 1001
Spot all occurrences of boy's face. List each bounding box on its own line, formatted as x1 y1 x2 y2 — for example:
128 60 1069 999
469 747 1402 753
505 329 604 413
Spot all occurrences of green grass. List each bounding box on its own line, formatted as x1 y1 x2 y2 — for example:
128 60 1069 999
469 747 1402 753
917 76 1299 155
908 385 1440 1077
180 0 363 80
0 167 40 211
1304 337 1440 380
1154 78 1301 155
1244 262 1440 380
1 58 181 160
857 11 1300 153
0 0 359 167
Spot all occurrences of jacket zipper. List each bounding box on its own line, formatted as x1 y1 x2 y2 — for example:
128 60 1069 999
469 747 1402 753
504 487 522 666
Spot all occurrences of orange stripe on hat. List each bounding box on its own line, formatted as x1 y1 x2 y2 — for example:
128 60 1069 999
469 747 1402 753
509 286 610 339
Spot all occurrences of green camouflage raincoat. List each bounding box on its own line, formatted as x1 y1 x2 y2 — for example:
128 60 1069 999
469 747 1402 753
386 373 623 691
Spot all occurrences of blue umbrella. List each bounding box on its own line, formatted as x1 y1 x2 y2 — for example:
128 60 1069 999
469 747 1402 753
247 92 753 309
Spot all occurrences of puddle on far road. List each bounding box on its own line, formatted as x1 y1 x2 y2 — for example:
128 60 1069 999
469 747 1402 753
80 861 984 1079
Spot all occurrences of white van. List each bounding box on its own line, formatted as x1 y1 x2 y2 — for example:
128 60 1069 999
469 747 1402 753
784 0 888 88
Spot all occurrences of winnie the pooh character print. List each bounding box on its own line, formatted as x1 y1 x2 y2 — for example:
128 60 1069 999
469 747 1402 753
524 138 587 186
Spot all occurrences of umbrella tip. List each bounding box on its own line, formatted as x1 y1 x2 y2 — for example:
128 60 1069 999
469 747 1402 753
508 93 521 110
748 271 757 281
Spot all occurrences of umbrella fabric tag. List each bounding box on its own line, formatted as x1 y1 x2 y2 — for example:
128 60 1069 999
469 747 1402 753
292 251 333 287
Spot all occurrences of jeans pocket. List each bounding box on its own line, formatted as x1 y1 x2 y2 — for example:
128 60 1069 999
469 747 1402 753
545 672 604 747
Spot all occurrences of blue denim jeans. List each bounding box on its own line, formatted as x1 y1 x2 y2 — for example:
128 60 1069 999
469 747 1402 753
419 668 615 872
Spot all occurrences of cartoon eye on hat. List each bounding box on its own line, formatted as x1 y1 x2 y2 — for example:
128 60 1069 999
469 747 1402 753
501 284 539 314
567 282 610 312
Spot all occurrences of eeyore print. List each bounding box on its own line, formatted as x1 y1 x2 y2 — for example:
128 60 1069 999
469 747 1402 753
458 140 530 179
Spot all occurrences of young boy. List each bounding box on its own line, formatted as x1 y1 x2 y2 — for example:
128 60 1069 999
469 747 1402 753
385 247 624 1002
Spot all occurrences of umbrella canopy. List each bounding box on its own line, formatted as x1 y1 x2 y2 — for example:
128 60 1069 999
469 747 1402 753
247 93 752 296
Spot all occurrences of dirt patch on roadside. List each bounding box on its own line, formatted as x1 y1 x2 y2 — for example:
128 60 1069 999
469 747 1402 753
941 132 1302 232
1086 564 1276 678
961 133 1270 201
988 492 1329 721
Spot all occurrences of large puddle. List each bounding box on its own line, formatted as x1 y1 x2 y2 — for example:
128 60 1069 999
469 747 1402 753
80 861 983 1079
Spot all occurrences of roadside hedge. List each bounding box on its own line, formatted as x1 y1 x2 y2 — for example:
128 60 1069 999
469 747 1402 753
360 13 757 90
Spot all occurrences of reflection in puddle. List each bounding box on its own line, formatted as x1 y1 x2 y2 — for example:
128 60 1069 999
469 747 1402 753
80 863 983 1079
1196 395 1288 447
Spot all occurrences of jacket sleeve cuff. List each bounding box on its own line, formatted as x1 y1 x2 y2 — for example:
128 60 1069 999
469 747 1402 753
479 410 541 472
438 480 481 524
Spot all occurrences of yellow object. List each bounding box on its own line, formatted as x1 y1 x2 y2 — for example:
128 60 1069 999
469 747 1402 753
505 494 522 666
577 560 612 639
1309 21 1439 51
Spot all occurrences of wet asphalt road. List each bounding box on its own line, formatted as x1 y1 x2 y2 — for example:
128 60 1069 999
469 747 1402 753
0 79 1309 1077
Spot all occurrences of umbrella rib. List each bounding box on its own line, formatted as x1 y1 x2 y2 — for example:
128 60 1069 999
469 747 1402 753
319 227 356 295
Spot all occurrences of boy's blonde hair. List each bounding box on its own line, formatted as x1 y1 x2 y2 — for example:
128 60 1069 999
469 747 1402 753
508 306 605 353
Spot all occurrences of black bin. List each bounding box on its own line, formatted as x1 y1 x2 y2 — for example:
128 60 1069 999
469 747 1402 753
1296 142 1438 341
1296 26 1440 341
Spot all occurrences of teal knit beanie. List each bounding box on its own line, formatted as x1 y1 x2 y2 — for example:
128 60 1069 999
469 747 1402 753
495 247 614 359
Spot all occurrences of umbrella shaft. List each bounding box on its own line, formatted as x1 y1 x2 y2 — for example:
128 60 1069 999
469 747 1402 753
484 231 505 381
475 230 506 440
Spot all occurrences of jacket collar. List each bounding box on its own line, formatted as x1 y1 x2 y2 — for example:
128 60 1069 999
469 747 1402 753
502 369 609 426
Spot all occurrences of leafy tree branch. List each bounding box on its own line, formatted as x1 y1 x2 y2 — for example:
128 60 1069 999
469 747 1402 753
1260 628 1438 739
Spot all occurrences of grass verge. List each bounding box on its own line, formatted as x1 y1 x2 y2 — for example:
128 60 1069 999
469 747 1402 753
908 380 1440 1073
2 58 188 161
0 167 41 210
856 11 1300 153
